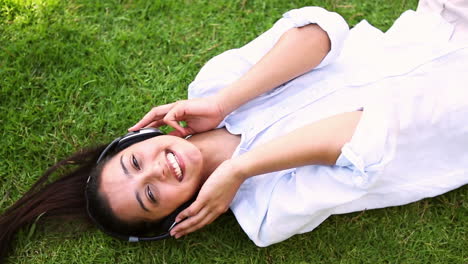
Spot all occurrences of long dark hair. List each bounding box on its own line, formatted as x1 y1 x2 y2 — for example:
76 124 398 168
0 138 173 262
0 144 143 262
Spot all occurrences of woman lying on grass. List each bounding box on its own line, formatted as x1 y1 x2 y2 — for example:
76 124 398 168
1 0 467 260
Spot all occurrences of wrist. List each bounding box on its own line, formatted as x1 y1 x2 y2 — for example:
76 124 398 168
228 155 253 182
214 80 249 116
213 94 234 119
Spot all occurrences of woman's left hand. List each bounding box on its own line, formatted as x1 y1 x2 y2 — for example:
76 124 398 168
169 159 245 238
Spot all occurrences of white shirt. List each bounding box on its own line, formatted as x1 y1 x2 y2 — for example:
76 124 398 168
188 7 468 246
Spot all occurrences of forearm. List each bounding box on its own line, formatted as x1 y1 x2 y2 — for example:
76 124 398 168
215 24 331 115
232 111 362 180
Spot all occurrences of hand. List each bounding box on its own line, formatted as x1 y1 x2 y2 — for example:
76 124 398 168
169 159 245 238
128 96 227 137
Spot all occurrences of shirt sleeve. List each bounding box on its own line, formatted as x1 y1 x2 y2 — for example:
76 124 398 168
334 99 399 189
188 6 349 100
280 6 350 68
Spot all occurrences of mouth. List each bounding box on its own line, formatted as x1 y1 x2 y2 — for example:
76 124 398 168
166 150 185 182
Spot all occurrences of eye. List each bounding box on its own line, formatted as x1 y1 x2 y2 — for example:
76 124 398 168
146 186 156 203
132 154 141 170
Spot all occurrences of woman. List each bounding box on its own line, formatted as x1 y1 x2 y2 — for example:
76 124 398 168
1 1 467 260
125 3 468 245
92 8 364 242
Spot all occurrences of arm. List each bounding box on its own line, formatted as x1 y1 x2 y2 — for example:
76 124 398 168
129 24 331 135
232 111 362 178
215 24 331 115
170 110 362 238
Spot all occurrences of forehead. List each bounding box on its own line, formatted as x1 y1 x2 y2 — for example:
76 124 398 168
99 154 159 222
100 155 139 219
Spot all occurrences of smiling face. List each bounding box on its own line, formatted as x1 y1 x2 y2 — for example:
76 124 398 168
99 135 204 223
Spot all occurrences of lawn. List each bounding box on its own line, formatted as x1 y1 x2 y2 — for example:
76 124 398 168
1 0 466 263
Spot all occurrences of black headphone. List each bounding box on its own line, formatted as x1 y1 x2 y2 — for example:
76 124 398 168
86 128 193 242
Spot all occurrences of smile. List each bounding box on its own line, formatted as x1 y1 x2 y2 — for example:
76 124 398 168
166 151 183 181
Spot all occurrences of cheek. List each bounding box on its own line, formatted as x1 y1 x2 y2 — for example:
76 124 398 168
161 183 198 208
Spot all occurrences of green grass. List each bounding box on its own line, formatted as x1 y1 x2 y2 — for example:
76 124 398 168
1 0 466 263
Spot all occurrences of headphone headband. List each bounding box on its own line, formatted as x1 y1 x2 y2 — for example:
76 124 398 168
96 128 164 164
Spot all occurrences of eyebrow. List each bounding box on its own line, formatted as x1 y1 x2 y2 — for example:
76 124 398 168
135 191 150 212
120 155 150 212
120 155 130 178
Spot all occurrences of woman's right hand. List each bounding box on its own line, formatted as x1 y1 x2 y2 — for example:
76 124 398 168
128 96 227 137
170 159 245 238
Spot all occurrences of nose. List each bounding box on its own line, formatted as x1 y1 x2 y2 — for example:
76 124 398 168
143 160 167 182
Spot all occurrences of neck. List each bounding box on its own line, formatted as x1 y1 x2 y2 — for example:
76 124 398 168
187 128 240 183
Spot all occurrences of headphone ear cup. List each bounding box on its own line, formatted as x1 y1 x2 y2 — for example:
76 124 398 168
158 211 179 231
158 195 196 231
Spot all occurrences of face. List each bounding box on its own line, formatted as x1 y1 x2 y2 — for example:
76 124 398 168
100 135 204 223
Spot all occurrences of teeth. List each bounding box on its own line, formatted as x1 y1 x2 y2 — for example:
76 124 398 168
167 152 182 180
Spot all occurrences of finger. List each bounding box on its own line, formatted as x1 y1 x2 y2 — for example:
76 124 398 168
178 207 227 238
171 207 210 236
174 199 204 223
168 126 195 138
163 109 189 136
128 103 175 131
131 104 174 130
174 210 217 238
144 120 167 129
168 130 185 137
182 126 196 136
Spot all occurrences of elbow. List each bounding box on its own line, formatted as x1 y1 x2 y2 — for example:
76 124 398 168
277 24 331 67
283 24 331 56
300 24 331 53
